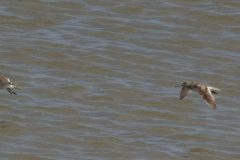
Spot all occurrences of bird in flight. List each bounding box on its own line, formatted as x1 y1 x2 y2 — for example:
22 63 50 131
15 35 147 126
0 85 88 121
0 75 21 95
176 81 220 109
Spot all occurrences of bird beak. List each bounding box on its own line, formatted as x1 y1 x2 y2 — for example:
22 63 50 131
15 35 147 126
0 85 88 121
175 84 183 87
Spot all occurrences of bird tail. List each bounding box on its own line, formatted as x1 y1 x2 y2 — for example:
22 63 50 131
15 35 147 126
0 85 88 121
208 86 220 92
15 85 21 89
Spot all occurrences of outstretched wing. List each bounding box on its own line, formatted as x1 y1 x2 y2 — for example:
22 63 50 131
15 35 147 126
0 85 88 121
199 86 216 109
0 75 11 83
180 87 191 100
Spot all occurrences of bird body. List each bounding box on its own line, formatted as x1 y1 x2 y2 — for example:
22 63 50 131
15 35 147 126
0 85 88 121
0 75 20 95
176 81 220 109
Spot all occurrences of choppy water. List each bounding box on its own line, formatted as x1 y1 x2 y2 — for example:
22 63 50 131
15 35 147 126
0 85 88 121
0 0 240 159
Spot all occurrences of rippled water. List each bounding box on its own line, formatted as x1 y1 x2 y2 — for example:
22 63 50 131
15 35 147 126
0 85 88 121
0 0 240 159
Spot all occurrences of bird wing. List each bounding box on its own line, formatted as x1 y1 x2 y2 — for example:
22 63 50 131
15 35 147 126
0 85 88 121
199 86 216 109
0 75 10 83
180 87 191 100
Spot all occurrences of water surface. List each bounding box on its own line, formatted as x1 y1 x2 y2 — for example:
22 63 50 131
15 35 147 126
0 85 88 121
0 0 240 159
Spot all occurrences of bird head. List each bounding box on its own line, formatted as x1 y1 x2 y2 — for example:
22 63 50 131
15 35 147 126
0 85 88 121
175 81 190 87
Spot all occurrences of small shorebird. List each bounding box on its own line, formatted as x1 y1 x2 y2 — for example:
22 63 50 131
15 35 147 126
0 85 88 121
176 81 220 109
0 75 21 95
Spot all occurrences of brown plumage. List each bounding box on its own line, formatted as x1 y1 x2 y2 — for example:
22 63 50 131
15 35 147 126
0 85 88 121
176 81 220 109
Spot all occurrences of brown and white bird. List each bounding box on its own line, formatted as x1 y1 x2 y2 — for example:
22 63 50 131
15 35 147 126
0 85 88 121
0 75 21 95
176 81 220 109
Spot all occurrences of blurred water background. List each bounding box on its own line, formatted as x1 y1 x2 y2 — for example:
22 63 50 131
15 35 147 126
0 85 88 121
0 0 240 159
